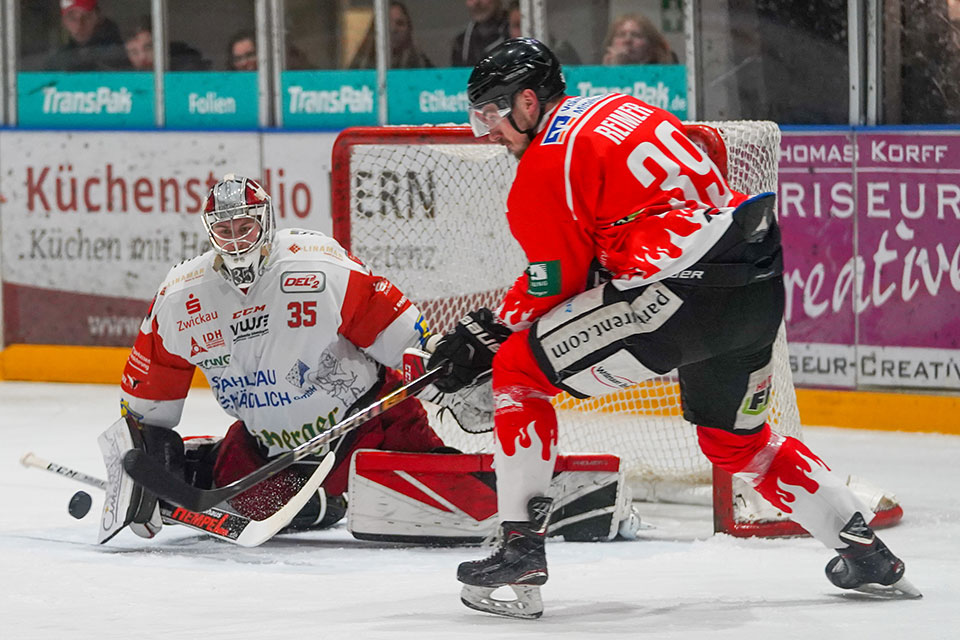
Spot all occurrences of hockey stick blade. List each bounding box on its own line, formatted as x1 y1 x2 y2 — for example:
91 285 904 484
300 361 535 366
123 366 445 512
22 450 335 546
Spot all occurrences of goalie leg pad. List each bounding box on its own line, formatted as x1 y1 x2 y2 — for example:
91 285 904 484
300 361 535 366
347 451 632 543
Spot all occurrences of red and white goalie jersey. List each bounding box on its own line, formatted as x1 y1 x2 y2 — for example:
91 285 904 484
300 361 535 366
496 93 752 330
120 228 427 457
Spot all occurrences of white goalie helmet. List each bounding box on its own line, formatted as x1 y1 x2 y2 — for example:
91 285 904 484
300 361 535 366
201 174 276 290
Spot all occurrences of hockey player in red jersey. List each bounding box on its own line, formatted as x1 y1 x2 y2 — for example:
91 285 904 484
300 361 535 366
427 38 919 618
105 174 445 542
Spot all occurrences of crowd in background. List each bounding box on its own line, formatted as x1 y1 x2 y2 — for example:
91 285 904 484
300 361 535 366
13 0 960 125
28 0 676 73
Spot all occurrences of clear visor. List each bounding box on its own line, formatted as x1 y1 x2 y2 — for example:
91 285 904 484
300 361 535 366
468 98 512 137
208 212 263 255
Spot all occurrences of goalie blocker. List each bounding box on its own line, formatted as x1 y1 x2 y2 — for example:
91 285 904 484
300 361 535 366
347 450 639 543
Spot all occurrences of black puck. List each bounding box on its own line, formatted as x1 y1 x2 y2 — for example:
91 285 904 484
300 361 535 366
68 491 92 519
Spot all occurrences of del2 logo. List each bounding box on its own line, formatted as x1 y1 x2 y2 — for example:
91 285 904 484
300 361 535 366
281 271 326 293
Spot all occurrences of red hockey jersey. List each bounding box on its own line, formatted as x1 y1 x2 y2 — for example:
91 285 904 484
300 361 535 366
496 93 750 330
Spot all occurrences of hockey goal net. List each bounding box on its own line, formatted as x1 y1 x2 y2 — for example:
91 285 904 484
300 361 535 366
330 122 891 537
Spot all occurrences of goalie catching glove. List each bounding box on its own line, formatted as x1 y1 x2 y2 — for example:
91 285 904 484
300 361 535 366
427 308 511 393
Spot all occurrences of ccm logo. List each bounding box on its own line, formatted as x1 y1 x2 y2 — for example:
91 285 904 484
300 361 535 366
281 271 326 293
674 270 704 280
232 305 265 319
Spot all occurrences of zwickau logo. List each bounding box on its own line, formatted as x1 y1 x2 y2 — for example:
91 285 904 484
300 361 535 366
281 271 326 293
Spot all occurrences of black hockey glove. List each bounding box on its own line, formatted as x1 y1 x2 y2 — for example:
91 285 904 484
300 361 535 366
428 308 511 393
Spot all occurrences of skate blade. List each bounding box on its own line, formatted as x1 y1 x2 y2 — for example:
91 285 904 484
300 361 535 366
851 576 923 600
460 584 544 619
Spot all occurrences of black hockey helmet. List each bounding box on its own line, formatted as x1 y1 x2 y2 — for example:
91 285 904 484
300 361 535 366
467 37 565 138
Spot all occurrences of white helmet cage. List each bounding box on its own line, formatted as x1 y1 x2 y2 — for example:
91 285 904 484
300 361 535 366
201 174 276 288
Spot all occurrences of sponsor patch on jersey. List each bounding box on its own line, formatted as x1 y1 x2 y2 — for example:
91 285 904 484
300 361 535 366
202 329 225 349
186 293 202 315
190 337 208 357
176 309 218 332
541 94 609 146
230 313 269 343
197 353 230 370
527 260 561 297
286 359 311 388
543 114 573 145
281 271 326 293
232 304 266 319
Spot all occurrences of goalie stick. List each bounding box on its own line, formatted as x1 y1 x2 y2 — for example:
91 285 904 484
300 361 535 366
20 451 334 547
123 366 445 512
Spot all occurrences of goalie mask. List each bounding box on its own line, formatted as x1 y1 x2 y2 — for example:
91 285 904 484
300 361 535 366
201 174 275 291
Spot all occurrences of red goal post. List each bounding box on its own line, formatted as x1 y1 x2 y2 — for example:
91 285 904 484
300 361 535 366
330 123 901 537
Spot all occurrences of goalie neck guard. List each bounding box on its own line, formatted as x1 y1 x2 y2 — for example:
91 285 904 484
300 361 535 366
201 174 276 292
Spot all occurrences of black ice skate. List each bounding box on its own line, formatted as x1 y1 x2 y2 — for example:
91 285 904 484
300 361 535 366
458 496 553 619
826 512 922 599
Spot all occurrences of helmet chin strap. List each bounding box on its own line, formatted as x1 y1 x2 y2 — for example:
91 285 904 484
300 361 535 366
507 99 544 141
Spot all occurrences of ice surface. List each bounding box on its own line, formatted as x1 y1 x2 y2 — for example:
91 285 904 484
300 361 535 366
1 381 957 639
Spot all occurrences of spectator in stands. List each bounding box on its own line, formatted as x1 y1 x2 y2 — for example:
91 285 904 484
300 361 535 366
123 16 209 71
451 0 509 67
350 0 433 69
601 13 676 65
45 0 130 71
350 1 433 69
226 28 314 71
227 30 258 71
506 1 580 65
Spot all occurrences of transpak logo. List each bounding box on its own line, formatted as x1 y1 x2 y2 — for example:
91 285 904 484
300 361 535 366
527 260 561 297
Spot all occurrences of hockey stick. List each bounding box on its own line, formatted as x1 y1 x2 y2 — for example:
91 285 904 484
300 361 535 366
123 366 445 512
20 452 107 490
20 451 334 547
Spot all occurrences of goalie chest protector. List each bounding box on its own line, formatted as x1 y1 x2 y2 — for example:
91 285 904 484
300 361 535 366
347 451 633 543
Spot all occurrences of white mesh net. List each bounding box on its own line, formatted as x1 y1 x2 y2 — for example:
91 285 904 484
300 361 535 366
339 121 799 504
